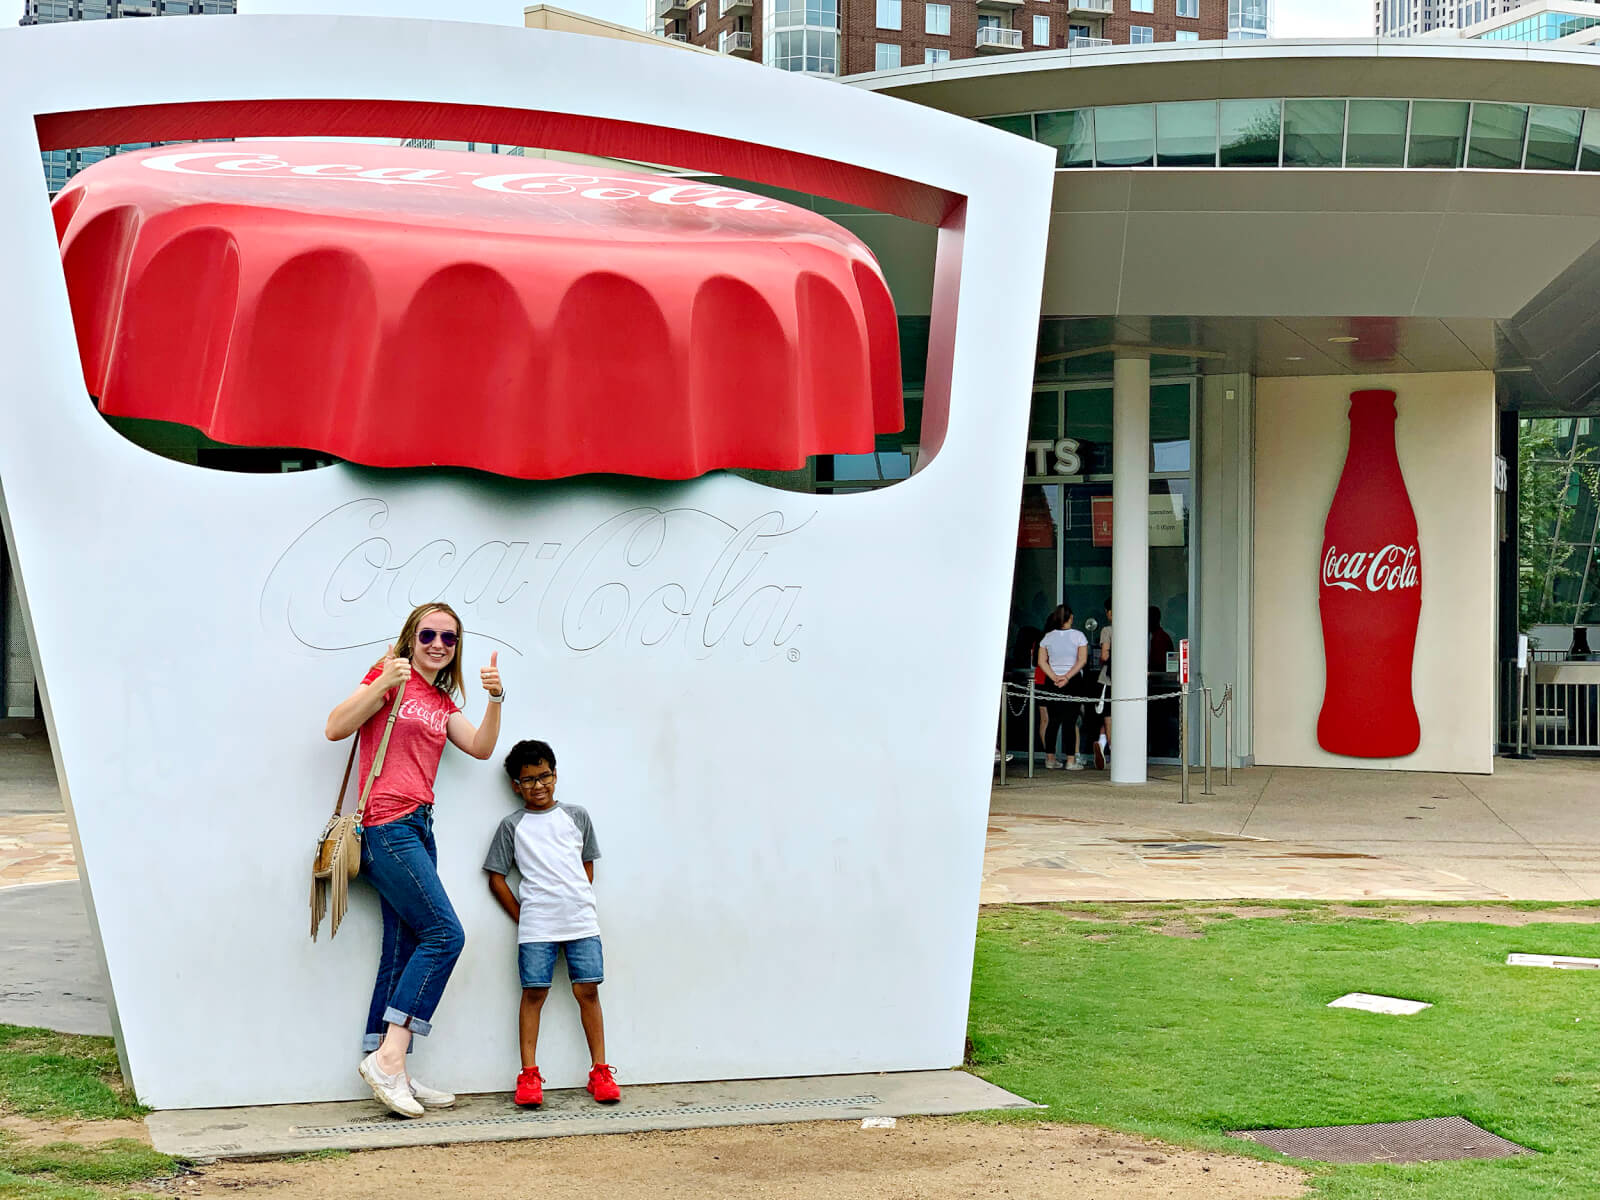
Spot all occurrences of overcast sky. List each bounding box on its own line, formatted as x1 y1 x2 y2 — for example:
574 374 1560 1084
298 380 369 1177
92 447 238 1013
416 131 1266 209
240 0 1377 37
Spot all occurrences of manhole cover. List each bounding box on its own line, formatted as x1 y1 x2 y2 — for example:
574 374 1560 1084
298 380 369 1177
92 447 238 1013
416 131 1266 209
1231 1117 1531 1164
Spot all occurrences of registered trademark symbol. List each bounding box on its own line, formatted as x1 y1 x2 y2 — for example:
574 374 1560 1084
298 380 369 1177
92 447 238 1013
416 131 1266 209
786 648 801 663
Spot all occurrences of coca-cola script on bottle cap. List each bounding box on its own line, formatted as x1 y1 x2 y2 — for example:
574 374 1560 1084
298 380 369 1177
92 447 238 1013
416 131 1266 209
53 142 903 480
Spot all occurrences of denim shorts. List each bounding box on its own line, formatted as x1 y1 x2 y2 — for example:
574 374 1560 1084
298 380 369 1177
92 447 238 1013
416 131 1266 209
518 935 604 989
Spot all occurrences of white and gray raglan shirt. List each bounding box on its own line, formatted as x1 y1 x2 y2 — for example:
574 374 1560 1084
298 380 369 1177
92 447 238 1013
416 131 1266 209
483 803 601 944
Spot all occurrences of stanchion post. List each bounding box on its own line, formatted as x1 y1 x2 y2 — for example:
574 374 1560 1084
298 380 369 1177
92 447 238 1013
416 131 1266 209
1525 665 1536 759
998 684 1008 787
1201 685 1214 796
1027 678 1036 780
1515 663 1526 757
1223 686 1233 787
1179 681 1191 804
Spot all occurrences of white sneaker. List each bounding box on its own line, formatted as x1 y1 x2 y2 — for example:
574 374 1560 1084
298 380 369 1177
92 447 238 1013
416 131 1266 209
360 1052 424 1118
408 1077 456 1109
1066 760 1085 771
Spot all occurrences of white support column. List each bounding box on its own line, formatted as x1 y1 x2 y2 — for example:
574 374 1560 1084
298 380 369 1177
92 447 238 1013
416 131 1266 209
1111 352 1150 785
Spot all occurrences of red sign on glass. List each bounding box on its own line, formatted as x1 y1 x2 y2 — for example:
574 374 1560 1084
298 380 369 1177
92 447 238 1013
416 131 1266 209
1018 488 1054 549
1090 497 1113 547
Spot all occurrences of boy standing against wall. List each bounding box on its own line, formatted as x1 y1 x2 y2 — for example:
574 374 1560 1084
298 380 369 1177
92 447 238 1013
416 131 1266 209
483 739 620 1106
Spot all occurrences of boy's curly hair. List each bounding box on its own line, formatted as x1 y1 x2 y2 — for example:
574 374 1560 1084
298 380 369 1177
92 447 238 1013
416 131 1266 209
503 739 557 782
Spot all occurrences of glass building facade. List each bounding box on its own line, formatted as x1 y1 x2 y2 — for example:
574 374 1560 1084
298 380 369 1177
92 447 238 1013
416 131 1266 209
1526 417 1600 629
1226 0 1268 40
983 97 1600 173
20 0 238 195
1473 11 1600 41
764 0 839 74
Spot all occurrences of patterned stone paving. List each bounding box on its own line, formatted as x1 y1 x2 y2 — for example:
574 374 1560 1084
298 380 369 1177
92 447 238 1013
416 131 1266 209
0 801 1513 900
0 813 77 889
982 814 1504 904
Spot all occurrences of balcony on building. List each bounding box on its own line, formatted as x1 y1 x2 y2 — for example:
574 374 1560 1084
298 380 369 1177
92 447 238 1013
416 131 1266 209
1066 0 1112 13
976 25 1024 50
1068 32 1111 46
719 0 752 16
657 0 690 20
976 0 1026 12
720 28 755 54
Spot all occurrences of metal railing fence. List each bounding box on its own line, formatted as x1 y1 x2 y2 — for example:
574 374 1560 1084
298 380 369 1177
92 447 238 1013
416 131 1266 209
996 672 1234 801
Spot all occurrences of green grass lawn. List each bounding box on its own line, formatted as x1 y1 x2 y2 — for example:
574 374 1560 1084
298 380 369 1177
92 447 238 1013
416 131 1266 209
968 904 1600 1198
0 1025 173 1199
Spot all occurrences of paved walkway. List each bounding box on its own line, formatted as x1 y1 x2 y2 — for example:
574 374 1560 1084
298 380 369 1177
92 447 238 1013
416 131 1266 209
989 757 1600 902
0 732 73 888
4 733 1600 1036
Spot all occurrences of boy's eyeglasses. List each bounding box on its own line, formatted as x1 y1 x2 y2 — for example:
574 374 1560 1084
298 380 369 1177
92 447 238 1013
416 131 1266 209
515 773 556 790
415 629 458 647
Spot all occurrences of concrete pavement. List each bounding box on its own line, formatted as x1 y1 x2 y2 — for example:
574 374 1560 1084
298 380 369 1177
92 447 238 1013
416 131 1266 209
147 1071 1037 1159
0 879 112 1035
990 757 1600 902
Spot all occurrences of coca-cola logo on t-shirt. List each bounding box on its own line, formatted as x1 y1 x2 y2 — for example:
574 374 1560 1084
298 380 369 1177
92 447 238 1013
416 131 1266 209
398 698 451 735
1321 544 1419 594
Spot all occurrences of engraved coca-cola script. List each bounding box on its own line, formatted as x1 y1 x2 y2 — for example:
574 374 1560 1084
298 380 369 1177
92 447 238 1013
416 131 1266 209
141 150 787 211
261 499 811 661
1321 544 1420 593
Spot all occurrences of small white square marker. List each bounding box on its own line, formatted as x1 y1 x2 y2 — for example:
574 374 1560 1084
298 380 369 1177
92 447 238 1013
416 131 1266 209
1507 954 1600 970
1328 992 1432 1015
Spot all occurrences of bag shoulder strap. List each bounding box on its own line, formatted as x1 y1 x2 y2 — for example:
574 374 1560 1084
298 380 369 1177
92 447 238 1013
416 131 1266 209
332 681 407 822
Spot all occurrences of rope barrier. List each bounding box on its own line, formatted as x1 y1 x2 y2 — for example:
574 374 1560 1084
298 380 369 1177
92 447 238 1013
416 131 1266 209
1207 685 1233 719
1002 683 1188 706
997 671 1236 796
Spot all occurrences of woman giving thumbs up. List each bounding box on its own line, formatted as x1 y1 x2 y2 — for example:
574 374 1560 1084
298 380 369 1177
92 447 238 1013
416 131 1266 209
324 602 505 1117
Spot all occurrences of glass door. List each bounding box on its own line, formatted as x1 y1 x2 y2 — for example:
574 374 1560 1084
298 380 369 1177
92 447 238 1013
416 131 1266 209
1004 379 1196 764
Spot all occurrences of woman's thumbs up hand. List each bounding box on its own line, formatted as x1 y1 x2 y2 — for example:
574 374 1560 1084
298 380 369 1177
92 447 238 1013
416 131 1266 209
378 643 412 692
480 650 503 699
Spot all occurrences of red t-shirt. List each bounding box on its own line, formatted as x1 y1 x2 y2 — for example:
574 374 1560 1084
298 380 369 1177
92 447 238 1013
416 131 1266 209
356 667 461 828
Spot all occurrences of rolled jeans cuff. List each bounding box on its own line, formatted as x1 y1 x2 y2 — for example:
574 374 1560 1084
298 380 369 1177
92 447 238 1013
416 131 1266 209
382 1006 432 1038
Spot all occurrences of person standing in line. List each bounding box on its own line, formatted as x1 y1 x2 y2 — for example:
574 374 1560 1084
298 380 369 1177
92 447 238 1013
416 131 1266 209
324 602 505 1119
1095 599 1113 771
1037 603 1089 770
1148 605 1175 674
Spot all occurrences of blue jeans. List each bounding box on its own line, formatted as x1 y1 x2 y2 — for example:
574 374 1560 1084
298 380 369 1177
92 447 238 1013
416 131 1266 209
360 807 465 1052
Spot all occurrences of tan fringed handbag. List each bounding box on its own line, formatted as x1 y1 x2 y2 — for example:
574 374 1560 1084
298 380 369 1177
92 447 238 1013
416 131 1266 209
311 683 405 941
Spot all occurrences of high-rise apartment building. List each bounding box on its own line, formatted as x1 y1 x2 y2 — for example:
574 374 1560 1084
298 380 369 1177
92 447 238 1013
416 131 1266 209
659 0 1234 78
19 0 237 193
1375 0 1522 37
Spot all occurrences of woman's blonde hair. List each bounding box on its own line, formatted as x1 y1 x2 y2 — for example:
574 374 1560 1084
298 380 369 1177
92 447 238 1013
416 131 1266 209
392 602 465 699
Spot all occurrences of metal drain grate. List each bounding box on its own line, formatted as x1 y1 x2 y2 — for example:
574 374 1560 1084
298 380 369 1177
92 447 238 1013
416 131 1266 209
1231 1116 1532 1164
293 1094 882 1138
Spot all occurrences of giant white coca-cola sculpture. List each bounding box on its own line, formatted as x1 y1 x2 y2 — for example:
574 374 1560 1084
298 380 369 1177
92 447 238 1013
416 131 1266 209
1317 388 1423 758
0 14 1055 1111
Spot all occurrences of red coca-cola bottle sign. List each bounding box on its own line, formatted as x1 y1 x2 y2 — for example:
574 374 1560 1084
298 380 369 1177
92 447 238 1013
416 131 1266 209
1317 389 1422 758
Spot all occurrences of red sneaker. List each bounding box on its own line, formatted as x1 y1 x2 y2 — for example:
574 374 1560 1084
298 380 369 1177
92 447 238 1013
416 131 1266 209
514 1066 543 1107
586 1063 621 1104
